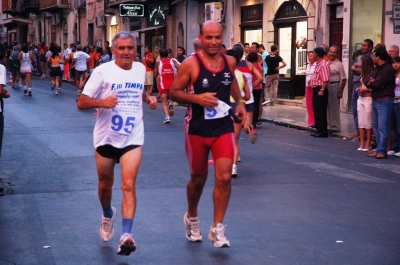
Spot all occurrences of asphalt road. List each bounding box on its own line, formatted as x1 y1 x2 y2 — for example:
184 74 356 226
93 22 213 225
0 76 399 265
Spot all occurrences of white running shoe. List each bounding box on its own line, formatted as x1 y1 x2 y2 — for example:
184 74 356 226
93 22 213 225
100 207 116 242
208 223 230 248
387 150 395 156
395 152 400 157
183 212 202 242
163 117 170 124
117 233 136 256
231 164 237 178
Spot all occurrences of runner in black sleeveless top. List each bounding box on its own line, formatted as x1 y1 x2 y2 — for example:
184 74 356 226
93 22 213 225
185 52 234 136
170 20 246 248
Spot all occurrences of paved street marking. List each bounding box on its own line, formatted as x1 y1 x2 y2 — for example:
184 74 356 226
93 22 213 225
296 162 396 184
361 163 400 176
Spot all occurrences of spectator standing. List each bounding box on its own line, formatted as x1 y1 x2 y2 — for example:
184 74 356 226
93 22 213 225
176 46 186 63
142 46 155 95
388 45 399 59
243 43 250 59
327 45 347 132
98 48 110 65
305 51 317 127
366 48 395 159
350 39 374 137
88 45 100 74
355 55 374 151
0 44 11 157
390 56 400 157
309 47 331 138
264 44 287 106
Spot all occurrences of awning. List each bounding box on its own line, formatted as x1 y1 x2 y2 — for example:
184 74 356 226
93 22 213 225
132 25 165 33
4 18 33 26
40 4 69 11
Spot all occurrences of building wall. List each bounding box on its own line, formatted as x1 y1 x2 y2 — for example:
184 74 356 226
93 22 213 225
383 0 400 46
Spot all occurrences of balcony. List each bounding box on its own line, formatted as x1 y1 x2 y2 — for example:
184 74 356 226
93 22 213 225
40 0 70 11
2 0 39 15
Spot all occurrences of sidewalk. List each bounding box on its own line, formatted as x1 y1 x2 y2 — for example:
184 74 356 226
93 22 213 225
260 100 357 138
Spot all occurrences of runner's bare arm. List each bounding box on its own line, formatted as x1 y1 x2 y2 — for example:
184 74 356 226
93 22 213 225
169 56 218 108
77 94 118 109
153 61 160 77
142 92 158 109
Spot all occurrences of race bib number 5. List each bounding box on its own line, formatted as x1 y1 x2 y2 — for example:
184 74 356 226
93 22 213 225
110 113 135 135
204 100 231 120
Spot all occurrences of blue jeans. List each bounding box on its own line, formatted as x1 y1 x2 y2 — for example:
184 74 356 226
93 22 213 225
389 103 400 152
372 98 394 155
352 84 361 134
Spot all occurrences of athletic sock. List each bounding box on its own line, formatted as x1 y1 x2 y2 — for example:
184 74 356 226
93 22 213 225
122 219 133 234
102 206 113 219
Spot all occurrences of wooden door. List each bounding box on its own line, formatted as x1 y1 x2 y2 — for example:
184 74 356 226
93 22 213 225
329 22 343 60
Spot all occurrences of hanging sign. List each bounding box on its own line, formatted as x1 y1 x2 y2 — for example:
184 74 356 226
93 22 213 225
119 4 144 17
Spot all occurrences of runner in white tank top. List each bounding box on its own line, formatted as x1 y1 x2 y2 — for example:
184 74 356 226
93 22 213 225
18 46 36 96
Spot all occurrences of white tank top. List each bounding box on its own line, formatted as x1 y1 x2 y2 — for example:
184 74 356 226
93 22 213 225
20 52 31 68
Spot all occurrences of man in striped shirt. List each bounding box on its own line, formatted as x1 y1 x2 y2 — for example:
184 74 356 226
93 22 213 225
308 47 331 138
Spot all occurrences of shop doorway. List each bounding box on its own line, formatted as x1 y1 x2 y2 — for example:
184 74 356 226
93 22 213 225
274 1 308 99
243 27 262 44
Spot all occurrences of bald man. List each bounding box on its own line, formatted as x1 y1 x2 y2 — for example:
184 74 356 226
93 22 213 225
170 20 246 248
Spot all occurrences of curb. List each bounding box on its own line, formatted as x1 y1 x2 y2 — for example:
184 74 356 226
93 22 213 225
260 118 355 140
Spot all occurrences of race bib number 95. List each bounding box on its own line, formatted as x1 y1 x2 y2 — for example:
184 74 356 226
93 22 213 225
110 113 135 135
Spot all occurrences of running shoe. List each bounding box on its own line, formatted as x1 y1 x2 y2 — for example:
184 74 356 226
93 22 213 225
163 117 170 124
183 212 202 242
117 233 136 256
208 223 230 248
28 91 32 97
51 84 55 90
237 155 241 162
395 152 400 157
168 103 175 117
23 89 27 95
249 124 257 144
231 164 237 178
100 207 116 242
256 121 262 128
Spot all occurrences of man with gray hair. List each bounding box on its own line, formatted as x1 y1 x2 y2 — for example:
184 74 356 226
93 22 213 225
77 31 158 256
388 45 399 59
327 45 347 133
192 38 202 54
